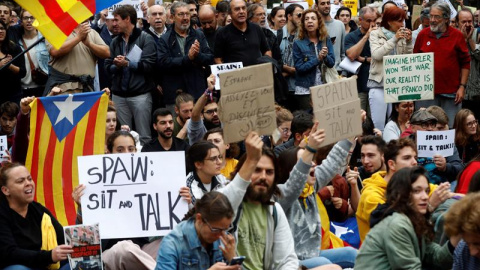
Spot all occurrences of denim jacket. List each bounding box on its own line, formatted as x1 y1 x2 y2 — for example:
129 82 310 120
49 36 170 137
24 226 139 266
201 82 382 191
293 36 335 88
156 218 225 270
18 32 50 74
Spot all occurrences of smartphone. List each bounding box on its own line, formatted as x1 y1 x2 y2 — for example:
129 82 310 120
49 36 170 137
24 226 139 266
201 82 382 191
229 256 246 265
330 36 337 43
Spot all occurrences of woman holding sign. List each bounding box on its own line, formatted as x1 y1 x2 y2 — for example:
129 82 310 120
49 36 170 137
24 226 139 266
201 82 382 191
368 7 413 133
292 9 335 110
0 162 72 270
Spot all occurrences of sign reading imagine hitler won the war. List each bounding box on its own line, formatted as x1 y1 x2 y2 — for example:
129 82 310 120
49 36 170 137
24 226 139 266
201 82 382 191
218 63 276 144
383 53 434 103
78 152 188 239
310 76 363 146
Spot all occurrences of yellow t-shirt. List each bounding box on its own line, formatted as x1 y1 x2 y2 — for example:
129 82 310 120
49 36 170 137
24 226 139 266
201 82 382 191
221 158 238 179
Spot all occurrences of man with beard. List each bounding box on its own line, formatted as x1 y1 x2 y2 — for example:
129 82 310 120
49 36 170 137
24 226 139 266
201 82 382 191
198 5 218 49
316 0 346 73
214 0 271 66
158 1 213 113
186 0 199 29
144 5 167 44
187 75 221 145
414 2 470 127
173 92 194 141
142 108 190 152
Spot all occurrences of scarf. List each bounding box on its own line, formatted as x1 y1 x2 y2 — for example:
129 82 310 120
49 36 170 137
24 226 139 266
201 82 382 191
41 213 60 270
381 27 396 40
299 183 315 209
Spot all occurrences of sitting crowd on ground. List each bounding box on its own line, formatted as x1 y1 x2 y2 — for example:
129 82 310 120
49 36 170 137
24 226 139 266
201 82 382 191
1 0 480 269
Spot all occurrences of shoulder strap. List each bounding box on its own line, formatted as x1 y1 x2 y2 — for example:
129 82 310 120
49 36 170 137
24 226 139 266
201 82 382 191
272 204 278 230
21 38 35 71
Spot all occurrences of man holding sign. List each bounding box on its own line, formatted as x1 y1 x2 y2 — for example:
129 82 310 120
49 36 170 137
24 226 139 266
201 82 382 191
401 110 464 184
414 2 470 127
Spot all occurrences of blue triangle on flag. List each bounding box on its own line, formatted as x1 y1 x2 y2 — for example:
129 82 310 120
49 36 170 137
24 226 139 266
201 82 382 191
40 92 103 142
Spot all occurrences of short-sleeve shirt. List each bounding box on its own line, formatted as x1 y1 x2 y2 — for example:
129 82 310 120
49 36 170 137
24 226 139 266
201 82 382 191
214 22 270 66
46 30 106 91
237 201 268 269
345 29 371 93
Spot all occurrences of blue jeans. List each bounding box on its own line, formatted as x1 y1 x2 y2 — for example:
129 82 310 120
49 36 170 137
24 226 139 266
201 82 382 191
415 95 461 128
300 247 358 268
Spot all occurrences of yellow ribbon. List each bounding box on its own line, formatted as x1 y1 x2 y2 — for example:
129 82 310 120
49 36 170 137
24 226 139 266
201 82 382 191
299 184 315 209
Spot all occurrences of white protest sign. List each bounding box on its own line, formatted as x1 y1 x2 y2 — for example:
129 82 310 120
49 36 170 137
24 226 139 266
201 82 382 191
330 4 341 18
108 0 144 19
79 152 188 239
383 53 434 103
0 135 7 160
310 76 362 146
438 0 457 19
383 0 405 8
416 130 455 158
219 63 276 144
210 62 243 90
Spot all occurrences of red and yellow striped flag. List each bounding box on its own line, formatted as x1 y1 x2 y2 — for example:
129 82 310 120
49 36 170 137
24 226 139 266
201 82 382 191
15 0 121 49
25 92 108 225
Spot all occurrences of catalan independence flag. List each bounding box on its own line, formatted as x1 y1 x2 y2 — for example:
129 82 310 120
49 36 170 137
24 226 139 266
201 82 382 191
15 0 121 49
25 92 108 225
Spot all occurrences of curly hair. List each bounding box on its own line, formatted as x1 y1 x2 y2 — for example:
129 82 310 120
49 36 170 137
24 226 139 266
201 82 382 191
298 9 328 41
444 192 480 237
385 166 434 241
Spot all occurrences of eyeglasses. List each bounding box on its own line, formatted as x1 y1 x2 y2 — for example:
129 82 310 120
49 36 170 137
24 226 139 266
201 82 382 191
176 12 190 18
204 154 223 162
295 13 302 18
466 120 478 128
429 15 444 21
203 218 233 234
280 127 291 135
203 108 218 115
22 16 34 21
415 121 437 129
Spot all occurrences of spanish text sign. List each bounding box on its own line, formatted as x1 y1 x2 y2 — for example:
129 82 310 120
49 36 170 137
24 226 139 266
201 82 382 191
417 130 455 158
310 77 362 146
383 53 434 103
78 152 188 239
219 63 276 144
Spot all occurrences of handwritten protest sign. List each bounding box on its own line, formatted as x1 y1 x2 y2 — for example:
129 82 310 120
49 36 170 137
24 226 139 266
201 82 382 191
343 0 358 16
218 63 276 144
310 77 362 146
79 152 188 239
210 62 243 90
383 53 434 103
0 135 7 160
108 0 144 19
417 130 455 158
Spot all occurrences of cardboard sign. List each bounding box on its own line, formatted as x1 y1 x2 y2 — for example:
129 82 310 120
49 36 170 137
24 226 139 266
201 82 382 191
78 152 188 239
417 130 455 158
0 135 7 160
412 5 423 27
310 77 362 146
218 63 276 144
343 0 358 16
383 53 434 103
108 0 144 19
210 62 243 90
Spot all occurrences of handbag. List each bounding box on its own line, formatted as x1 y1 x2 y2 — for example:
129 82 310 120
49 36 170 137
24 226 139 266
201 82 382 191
320 37 339 84
22 38 48 85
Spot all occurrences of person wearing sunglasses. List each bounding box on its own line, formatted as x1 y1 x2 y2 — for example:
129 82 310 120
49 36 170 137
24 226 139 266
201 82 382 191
156 191 240 270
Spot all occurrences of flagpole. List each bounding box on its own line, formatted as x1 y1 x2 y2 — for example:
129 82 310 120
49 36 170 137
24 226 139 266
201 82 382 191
0 36 46 72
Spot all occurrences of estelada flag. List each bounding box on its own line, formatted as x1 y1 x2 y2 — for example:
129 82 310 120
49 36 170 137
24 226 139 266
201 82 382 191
25 92 108 225
15 0 121 49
